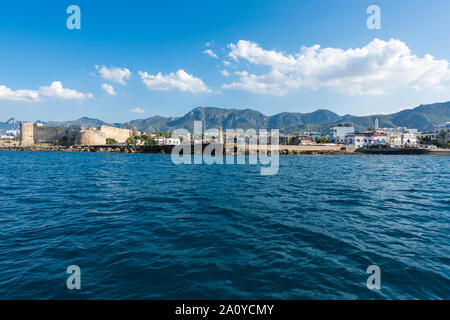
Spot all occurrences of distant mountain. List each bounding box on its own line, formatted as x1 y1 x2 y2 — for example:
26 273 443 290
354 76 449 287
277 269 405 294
336 101 450 132
119 115 176 133
0 118 20 132
39 117 110 128
1 101 449 134
167 107 269 131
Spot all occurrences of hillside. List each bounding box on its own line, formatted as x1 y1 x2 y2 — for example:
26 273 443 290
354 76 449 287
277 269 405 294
1 101 449 134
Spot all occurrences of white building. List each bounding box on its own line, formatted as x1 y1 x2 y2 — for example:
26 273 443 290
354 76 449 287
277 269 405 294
329 124 355 143
344 135 368 148
401 132 418 146
380 127 418 134
299 131 321 140
154 137 181 145
419 132 436 140
166 137 181 145
435 122 450 142
344 134 388 148
5 129 20 137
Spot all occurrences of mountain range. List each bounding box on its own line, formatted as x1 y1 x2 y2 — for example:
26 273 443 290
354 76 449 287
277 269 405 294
1 101 449 135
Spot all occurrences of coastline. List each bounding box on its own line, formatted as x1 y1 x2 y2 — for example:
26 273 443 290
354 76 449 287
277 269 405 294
1 144 449 155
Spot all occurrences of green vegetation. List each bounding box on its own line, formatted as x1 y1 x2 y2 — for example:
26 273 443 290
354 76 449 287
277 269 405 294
106 138 117 145
153 131 171 138
419 135 450 149
315 137 329 144
431 139 450 149
289 135 300 145
126 137 135 145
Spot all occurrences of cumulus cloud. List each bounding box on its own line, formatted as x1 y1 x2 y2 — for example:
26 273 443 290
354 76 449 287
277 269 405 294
204 49 218 59
101 83 117 96
95 65 131 84
0 82 93 102
130 107 145 113
221 70 230 77
40 81 93 100
223 38 450 95
139 69 211 93
0 85 40 102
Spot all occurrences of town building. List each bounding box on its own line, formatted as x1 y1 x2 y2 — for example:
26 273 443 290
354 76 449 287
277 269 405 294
329 123 355 143
435 122 450 142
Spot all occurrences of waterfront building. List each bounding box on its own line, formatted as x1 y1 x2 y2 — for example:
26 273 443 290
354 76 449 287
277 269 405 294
435 122 450 142
380 127 418 134
166 137 181 145
299 131 321 140
6 129 20 138
401 132 418 146
329 123 355 143
154 137 181 145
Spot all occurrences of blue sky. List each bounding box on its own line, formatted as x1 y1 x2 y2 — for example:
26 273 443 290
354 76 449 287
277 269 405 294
1 0 450 122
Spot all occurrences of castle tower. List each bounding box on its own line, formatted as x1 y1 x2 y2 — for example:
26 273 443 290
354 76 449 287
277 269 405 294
20 123 35 146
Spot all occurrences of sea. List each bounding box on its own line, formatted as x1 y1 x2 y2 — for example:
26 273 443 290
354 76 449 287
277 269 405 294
0 151 448 299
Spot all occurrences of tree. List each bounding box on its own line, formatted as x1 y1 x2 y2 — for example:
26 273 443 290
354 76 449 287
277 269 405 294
106 138 117 145
315 137 329 144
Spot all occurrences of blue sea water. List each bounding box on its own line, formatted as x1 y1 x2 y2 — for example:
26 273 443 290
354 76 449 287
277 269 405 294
0 151 449 300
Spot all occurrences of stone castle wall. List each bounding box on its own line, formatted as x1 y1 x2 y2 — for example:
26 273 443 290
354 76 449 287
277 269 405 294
76 129 107 145
97 126 132 143
20 123 133 146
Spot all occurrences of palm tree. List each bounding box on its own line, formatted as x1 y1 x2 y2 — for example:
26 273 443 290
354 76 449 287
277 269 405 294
439 130 447 142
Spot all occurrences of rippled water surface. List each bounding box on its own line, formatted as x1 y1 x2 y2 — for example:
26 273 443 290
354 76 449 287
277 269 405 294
0 151 449 299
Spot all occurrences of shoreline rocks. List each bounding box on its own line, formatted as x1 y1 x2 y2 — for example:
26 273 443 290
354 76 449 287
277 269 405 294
1 145 448 155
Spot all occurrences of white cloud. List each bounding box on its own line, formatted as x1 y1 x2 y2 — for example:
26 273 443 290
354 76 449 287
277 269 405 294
205 41 214 47
221 70 230 77
130 107 146 113
40 81 93 100
95 65 131 84
0 85 40 102
223 38 450 95
101 83 117 96
204 49 218 59
139 69 211 93
223 61 231 66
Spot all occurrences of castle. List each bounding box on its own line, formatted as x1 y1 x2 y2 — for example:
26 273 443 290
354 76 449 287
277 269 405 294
20 123 134 146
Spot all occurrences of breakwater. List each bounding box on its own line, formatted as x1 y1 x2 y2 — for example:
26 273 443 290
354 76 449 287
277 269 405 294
0 145 175 153
357 147 450 155
0 144 354 155
1 144 448 155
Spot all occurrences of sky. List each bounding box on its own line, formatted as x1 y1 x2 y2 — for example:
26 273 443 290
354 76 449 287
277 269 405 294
1 0 450 122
